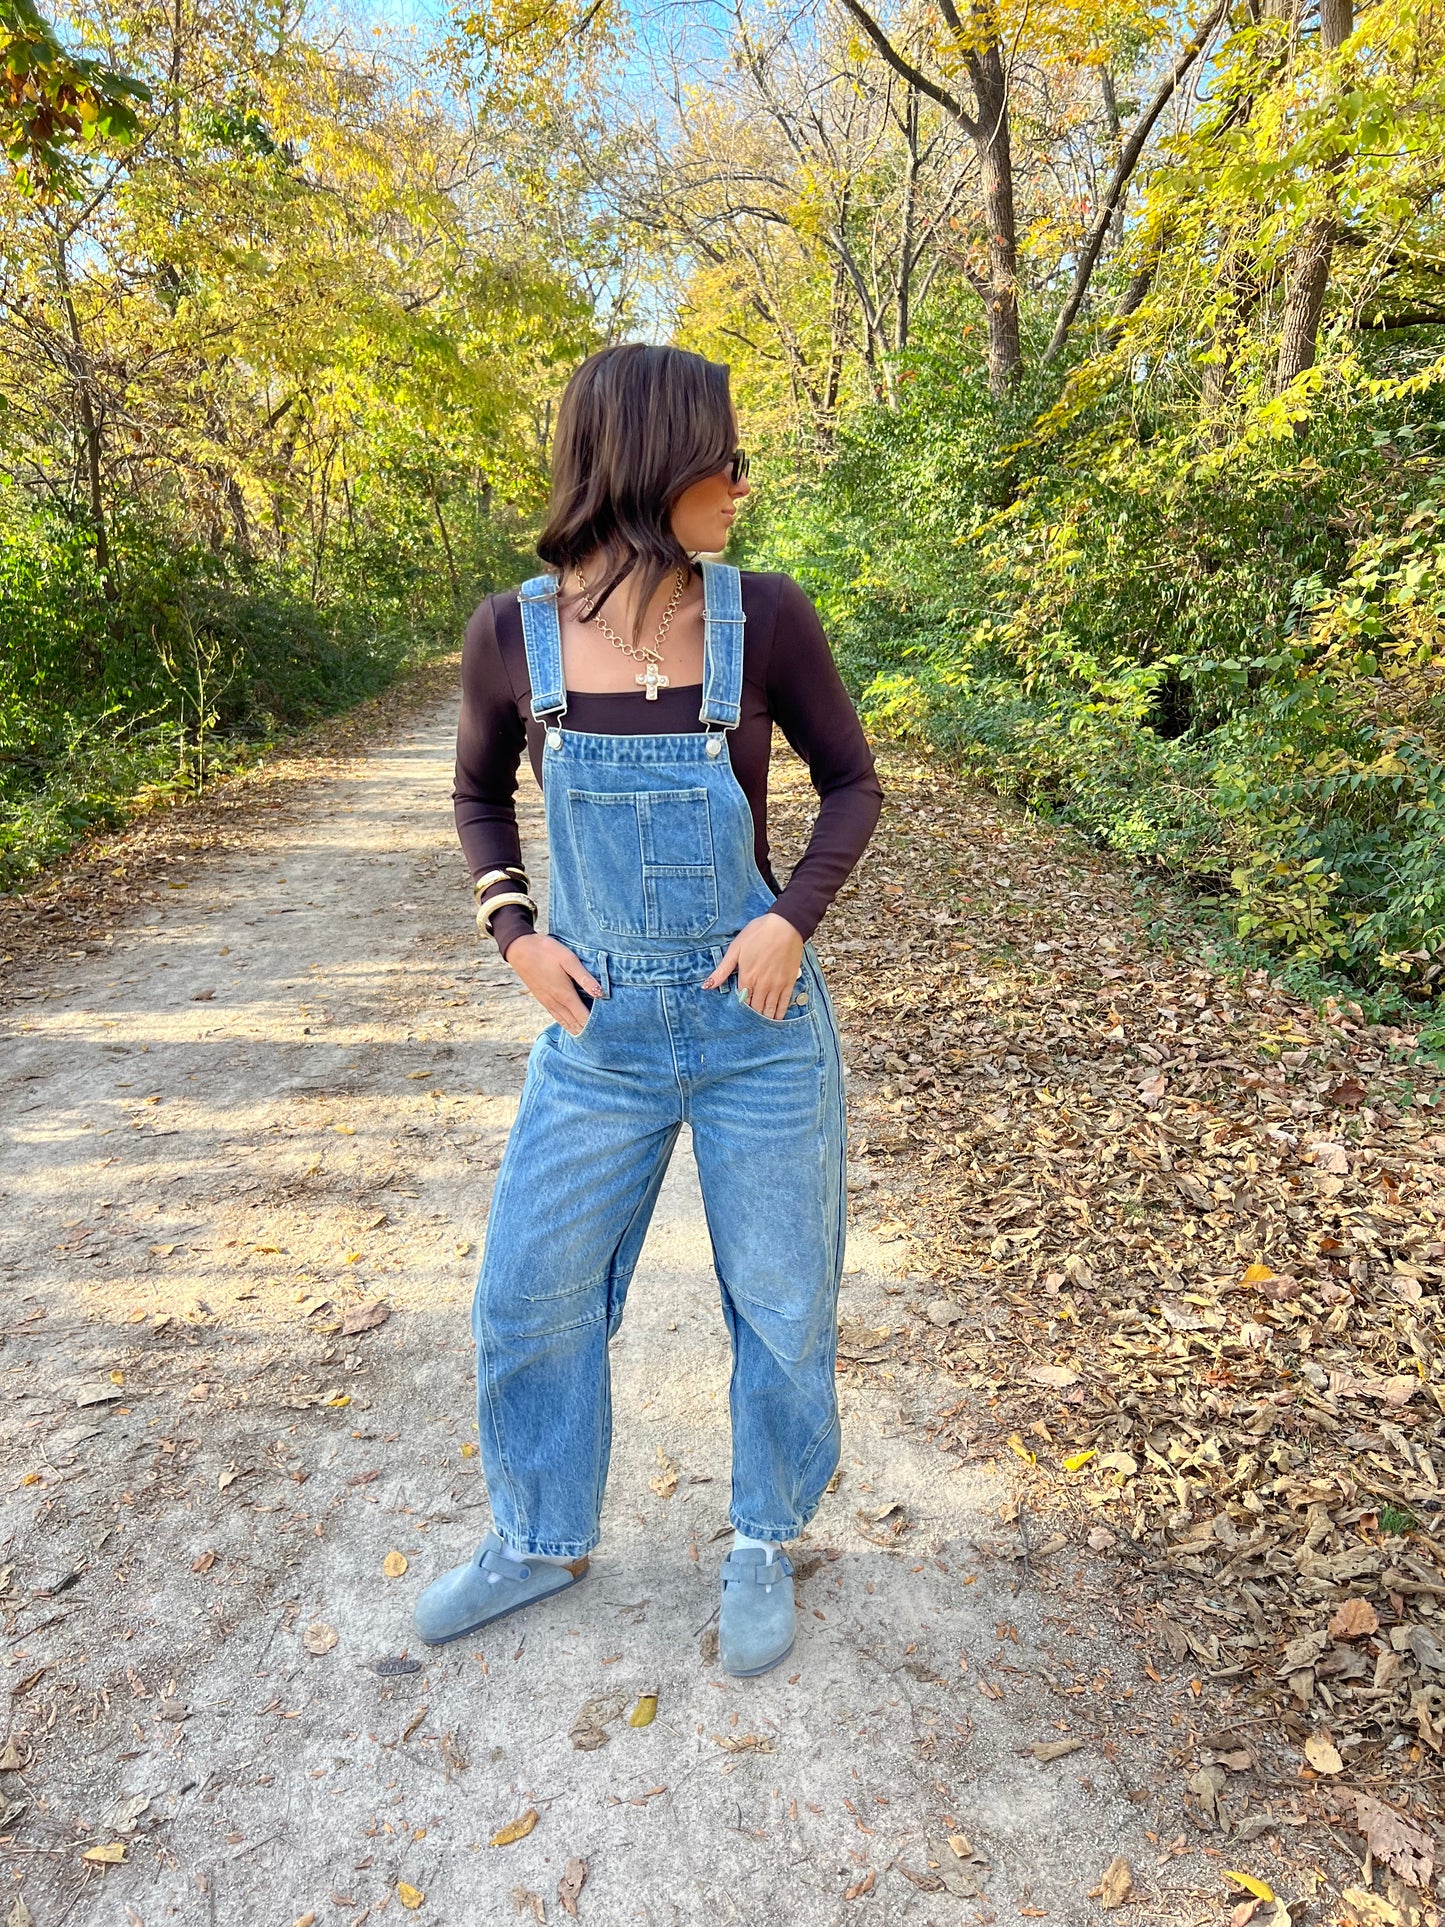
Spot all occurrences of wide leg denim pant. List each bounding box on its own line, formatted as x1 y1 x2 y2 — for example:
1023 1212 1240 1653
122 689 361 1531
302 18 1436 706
473 945 847 1556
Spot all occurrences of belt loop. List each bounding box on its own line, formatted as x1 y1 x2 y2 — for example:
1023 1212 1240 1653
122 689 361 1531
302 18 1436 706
595 951 611 998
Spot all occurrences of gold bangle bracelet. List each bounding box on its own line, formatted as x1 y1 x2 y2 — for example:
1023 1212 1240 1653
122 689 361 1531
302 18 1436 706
472 866 528 901
476 890 538 937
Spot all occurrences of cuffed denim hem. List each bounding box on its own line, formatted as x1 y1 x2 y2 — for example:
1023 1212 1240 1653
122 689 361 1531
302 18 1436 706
497 1529 599 1559
728 1513 802 1542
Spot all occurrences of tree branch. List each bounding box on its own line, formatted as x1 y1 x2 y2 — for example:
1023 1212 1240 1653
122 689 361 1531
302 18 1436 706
835 0 976 136
1042 0 1229 364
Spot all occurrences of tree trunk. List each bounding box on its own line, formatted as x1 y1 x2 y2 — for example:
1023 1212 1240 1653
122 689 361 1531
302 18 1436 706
971 36 1021 393
1274 0 1352 396
55 239 114 600
1275 214 1334 386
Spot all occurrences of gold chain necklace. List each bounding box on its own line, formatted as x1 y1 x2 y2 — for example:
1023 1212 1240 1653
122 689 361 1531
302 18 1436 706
573 566 688 700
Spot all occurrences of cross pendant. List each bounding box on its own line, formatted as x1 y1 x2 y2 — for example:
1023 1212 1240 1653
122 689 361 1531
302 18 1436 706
636 660 670 701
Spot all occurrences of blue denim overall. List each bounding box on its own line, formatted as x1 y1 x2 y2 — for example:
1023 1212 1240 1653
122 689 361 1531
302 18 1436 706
472 561 847 1556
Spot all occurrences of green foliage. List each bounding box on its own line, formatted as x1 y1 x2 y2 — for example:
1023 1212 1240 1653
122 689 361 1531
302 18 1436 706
0 0 149 196
0 489 531 887
747 316 1445 1001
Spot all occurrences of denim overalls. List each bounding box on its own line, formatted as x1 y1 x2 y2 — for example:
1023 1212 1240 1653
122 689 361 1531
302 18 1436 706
471 561 848 1556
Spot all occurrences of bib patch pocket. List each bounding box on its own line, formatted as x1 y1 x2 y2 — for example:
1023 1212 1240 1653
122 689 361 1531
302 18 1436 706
568 787 719 939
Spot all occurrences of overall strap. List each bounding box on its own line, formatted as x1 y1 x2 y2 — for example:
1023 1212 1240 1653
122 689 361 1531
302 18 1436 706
518 574 567 720
699 560 746 729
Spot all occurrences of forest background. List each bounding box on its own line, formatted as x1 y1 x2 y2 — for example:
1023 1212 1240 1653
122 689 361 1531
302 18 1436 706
2 0 1444 1032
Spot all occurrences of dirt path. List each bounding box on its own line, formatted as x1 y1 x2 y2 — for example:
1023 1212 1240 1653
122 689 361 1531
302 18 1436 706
0 700 1200 1925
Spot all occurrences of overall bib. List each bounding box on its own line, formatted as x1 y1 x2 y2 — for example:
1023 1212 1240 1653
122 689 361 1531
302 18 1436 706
472 562 847 1557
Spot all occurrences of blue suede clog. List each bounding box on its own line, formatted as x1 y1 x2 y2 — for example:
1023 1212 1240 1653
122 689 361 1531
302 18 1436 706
718 1546 796 1677
413 1531 589 1647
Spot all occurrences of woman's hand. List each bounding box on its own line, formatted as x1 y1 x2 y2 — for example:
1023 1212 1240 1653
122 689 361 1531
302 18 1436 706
506 933 603 1036
703 912 805 1020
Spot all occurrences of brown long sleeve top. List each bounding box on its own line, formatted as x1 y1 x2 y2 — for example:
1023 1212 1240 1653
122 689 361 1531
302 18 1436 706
453 570 883 957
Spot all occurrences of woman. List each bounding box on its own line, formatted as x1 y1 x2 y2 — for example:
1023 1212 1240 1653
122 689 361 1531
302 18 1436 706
415 343 882 1678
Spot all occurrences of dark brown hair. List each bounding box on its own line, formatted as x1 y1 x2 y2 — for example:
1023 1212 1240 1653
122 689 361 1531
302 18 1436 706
536 343 735 637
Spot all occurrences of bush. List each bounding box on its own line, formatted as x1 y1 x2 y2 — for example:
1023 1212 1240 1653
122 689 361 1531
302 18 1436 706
746 340 1445 1002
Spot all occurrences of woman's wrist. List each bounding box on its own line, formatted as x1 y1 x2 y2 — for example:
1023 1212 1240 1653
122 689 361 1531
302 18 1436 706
493 908 538 959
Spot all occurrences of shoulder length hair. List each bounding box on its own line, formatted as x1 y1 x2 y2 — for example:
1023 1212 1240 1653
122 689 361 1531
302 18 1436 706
536 343 734 638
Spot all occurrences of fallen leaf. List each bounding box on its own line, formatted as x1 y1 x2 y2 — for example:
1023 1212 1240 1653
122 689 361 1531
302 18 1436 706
1088 1856 1133 1908
511 1891 544 1924
649 1447 678 1498
1330 1597 1379 1641
1027 1364 1079 1389
439 1731 469 1775
191 1550 217 1573
105 1793 151 1835
303 1622 338 1656
75 1384 124 1408
490 1809 539 1847
1346 1791 1435 1891
843 1870 876 1899
558 1857 588 1920
396 1882 425 1909
81 1842 128 1865
1225 1872 1276 1902
628 1691 659 1727
1240 1262 1277 1286
1030 1738 1083 1762
7 1897 33 1927
382 1551 409 1578
0 1738 29 1771
342 1301 390 1336
292 1915 317 1927
1303 1733 1343 1775
927 1840 983 1899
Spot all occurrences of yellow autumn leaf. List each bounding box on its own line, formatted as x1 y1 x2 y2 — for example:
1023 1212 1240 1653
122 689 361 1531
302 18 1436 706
1303 1734 1343 1774
1006 1433 1036 1466
407 1070 433 1080
334 1125 355 1135
1240 1262 1276 1285
382 1551 408 1578
489 1808 539 1847
323 1391 351 1408
1062 1448 1096 1472
109 1371 124 1386
396 1882 425 1909
628 1691 659 1727
82 1842 128 1864
1224 1872 1275 1901
460 1442 479 1458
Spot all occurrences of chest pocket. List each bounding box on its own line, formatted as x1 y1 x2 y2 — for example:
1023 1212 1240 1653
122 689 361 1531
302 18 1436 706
567 787 719 940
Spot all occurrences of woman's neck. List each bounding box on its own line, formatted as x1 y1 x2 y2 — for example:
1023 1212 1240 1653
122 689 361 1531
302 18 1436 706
570 552 696 629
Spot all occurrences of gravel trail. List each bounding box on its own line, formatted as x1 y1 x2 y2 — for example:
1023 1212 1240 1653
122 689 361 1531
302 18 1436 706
1 699 1177 1925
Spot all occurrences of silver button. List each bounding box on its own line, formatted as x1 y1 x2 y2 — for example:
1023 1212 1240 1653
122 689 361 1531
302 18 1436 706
795 993 809 1006
705 736 722 757
546 728 563 750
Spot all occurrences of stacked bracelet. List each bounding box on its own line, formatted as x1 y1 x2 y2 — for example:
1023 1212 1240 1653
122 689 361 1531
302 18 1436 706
476 890 538 938
472 865 529 902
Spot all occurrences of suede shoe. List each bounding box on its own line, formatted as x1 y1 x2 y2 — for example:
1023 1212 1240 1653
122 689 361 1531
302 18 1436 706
413 1531 589 1647
718 1546 796 1677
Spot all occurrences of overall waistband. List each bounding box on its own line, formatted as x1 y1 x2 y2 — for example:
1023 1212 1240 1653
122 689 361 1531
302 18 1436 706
564 941 734 990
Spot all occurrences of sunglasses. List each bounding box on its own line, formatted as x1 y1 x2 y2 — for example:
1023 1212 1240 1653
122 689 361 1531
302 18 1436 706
728 447 750 484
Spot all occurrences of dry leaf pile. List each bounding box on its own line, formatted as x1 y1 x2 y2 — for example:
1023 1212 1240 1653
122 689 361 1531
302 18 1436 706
771 743 1445 1891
